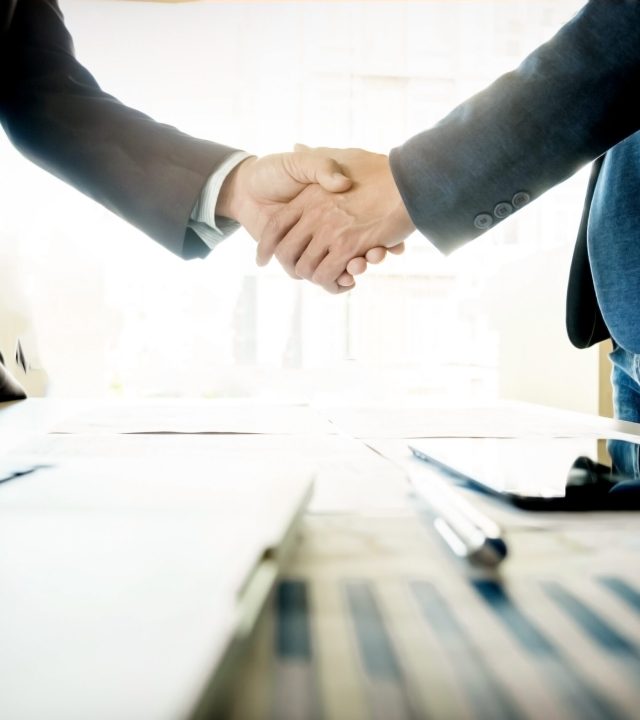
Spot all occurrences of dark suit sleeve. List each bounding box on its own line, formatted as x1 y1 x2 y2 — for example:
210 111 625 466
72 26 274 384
389 1 640 254
0 0 240 259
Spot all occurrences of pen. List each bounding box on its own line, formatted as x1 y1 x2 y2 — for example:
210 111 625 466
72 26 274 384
408 460 508 567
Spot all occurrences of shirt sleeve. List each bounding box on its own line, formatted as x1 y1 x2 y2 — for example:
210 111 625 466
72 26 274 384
188 151 252 250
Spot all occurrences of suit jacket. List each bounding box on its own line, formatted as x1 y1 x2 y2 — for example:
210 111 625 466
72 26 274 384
0 0 239 400
390 0 640 353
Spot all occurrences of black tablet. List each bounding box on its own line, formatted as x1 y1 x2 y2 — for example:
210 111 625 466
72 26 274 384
409 437 640 510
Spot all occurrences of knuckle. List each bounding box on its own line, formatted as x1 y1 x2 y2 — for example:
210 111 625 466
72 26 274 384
332 230 352 252
263 213 282 241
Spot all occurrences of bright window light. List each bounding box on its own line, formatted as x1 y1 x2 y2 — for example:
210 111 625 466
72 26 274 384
0 0 588 403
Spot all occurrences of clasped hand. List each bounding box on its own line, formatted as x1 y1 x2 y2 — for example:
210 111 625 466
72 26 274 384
217 146 414 292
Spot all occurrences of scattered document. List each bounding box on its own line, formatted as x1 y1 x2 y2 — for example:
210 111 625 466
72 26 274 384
9 432 410 515
321 402 640 441
51 400 336 436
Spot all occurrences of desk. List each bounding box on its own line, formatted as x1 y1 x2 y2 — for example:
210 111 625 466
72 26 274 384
2 399 640 720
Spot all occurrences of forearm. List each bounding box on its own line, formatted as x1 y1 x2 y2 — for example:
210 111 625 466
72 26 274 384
390 0 640 253
0 0 239 259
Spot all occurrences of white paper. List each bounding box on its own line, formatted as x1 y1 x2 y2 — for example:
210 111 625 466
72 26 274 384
51 400 336 436
0 457 312 720
9 432 410 515
321 402 640 441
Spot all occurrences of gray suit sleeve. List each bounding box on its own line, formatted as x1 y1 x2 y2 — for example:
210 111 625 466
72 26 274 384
0 0 240 260
389 0 640 254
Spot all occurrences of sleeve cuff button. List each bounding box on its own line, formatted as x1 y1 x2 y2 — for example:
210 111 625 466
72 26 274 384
473 212 494 230
512 191 531 209
493 201 513 219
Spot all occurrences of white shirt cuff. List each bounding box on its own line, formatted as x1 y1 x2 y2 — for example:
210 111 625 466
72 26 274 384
188 151 252 250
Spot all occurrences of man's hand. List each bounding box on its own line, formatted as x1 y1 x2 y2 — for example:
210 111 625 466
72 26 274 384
216 151 374 290
216 152 350 225
254 146 414 293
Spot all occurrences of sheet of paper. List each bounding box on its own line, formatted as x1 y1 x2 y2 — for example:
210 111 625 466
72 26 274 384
9 433 411 515
320 402 640 441
0 456 312 720
51 400 336 436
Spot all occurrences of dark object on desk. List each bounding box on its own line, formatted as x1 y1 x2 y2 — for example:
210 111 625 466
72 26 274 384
565 455 640 509
0 462 50 486
0 357 27 402
409 438 640 511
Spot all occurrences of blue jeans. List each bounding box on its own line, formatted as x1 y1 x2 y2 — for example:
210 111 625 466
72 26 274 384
609 342 640 478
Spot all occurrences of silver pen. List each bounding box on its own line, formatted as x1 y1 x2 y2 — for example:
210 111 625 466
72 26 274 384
408 458 508 567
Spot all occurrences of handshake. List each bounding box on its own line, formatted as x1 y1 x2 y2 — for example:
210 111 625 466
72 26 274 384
216 145 416 294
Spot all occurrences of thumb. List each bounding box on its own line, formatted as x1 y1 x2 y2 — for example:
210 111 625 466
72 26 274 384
286 151 352 193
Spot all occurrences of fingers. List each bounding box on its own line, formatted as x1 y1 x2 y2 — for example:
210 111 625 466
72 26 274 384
363 247 386 265
360 242 405 265
313 233 398 291
259 184 345 281
270 203 326 277
290 228 357 293
284 152 351 194
255 205 303 267
345 257 368 276
294 236 331 281
337 272 356 288
311 243 359 291
254 153 350 267
294 215 361 284
275 234 312 279
346 247 390 276
387 241 406 255
342 243 400 284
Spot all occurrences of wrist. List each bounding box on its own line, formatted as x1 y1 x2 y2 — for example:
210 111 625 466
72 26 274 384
391 196 415 238
216 156 257 222
387 176 415 242
379 156 415 241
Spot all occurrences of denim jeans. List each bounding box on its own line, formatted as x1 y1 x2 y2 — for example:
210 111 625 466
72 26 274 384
608 342 640 478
